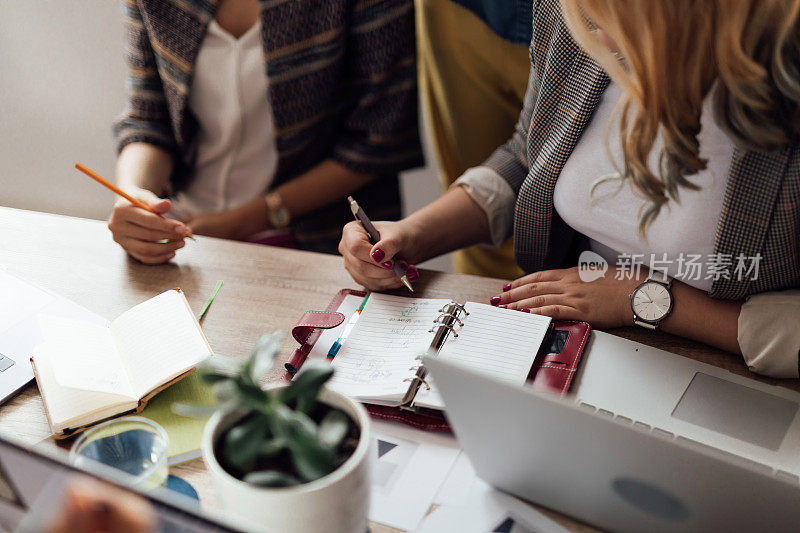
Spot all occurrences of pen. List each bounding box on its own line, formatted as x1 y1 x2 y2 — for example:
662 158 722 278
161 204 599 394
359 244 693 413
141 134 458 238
347 196 414 292
327 294 370 360
75 163 195 240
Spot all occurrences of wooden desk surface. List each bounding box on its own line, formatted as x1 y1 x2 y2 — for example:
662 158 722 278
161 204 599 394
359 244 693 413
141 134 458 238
2 207 798 532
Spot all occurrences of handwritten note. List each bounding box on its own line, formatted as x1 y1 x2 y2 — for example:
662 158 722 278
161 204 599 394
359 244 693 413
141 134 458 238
328 294 451 402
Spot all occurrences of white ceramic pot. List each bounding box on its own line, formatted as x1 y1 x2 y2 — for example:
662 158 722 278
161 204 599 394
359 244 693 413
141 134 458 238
202 386 371 533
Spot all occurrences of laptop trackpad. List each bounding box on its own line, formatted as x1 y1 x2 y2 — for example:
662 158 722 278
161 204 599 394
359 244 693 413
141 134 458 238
671 372 798 451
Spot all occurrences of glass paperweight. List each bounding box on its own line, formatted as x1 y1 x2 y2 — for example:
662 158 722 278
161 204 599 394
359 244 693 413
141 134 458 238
69 416 169 490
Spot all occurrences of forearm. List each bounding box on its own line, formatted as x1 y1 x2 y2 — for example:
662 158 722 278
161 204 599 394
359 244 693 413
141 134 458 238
115 142 174 194
275 160 375 218
648 280 743 355
227 159 377 237
401 186 491 264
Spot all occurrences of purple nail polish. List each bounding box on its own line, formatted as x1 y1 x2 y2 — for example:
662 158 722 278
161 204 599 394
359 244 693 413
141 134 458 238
521 308 531 313
407 267 419 282
502 283 512 292
490 296 501 306
498 304 508 309
371 249 385 263
381 261 394 270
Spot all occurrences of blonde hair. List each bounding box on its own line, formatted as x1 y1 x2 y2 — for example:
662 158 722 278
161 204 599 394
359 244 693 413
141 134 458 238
561 0 800 235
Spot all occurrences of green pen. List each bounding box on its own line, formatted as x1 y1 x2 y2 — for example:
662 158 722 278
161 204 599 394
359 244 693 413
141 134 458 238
327 294 370 360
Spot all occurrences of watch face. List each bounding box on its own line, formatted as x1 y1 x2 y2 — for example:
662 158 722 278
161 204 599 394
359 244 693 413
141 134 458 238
632 281 672 323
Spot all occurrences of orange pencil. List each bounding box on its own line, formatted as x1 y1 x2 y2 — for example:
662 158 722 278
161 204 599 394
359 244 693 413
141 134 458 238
75 163 194 240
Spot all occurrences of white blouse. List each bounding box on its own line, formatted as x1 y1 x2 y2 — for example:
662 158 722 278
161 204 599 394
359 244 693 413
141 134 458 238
552 83 734 292
169 19 278 220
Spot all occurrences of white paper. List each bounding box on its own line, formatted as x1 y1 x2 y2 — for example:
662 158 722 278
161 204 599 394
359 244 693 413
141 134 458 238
111 290 212 396
37 314 134 397
328 294 448 401
438 302 551 384
424 452 569 533
369 420 460 531
414 303 551 410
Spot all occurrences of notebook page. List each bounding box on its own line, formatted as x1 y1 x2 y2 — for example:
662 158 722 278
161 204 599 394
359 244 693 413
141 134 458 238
327 294 451 402
38 314 135 398
111 290 213 398
32 343 137 432
415 303 551 409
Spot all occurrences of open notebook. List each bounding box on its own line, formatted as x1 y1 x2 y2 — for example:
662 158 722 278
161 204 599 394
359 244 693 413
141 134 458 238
326 294 552 410
31 289 213 438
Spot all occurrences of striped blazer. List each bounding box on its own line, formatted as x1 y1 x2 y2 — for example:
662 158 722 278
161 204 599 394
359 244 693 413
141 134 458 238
114 0 423 252
485 0 800 300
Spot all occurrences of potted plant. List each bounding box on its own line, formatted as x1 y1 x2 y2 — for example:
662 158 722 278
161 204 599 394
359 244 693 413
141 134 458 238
177 332 371 533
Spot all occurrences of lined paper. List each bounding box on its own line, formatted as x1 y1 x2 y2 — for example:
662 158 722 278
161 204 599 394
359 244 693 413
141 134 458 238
414 303 551 409
439 303 551 382
328 294 451 401
112 290 212 397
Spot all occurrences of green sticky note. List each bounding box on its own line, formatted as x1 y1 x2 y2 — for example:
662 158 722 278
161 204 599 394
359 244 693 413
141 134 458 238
140 373 215 466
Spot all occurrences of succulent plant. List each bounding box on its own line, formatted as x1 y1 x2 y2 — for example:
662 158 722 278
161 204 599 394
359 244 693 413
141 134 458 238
175 331 357 487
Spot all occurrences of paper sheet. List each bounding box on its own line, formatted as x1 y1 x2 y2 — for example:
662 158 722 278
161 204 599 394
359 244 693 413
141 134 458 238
369 420 460 531
37 315 133 398
422 452 569 533
328 295 449 400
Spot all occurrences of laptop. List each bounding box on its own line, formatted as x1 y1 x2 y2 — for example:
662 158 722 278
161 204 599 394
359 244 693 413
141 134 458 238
426 331 800 533
0 431 241 532
0 269 107 403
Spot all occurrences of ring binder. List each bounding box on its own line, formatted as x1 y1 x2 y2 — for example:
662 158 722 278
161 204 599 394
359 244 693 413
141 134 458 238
400 300 466 412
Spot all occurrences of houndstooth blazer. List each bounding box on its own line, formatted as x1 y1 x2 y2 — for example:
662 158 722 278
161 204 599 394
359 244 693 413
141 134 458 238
485 0 800 300
114 0 422 252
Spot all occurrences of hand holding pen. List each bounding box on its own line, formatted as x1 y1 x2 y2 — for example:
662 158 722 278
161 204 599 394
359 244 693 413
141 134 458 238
76 163 193 265
345 196 419 292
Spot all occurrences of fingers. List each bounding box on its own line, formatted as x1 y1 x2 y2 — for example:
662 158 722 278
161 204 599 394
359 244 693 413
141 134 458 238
114 202 185 235
108 190 188 263
339 221 417 291
116 236 184 265
491 280 563 307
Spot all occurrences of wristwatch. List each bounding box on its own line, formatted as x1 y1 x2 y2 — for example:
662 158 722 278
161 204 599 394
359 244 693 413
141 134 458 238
264 192 291 229
630 270 673 330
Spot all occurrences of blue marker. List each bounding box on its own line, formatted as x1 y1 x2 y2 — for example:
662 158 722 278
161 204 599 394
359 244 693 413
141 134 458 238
327 294 370 360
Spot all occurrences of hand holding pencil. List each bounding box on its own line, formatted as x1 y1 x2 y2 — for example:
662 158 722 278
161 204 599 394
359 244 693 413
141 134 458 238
76 163 192 265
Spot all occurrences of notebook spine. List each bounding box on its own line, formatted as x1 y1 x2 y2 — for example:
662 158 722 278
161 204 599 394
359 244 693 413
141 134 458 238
399 301 468 411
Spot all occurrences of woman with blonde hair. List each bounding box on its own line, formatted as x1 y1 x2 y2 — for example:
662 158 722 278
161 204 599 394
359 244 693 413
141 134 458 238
339 0 800 377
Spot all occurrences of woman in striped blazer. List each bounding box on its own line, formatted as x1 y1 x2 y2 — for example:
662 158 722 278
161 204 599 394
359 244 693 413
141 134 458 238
340 0 800 377
108 0 422 262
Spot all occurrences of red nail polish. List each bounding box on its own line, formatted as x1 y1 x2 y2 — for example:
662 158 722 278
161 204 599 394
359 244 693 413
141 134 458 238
521 308 531 313
407 268 419 282
490 296 501 306
381 261 393 270
498 304 508 309
371 249 385 263
502 283 512 292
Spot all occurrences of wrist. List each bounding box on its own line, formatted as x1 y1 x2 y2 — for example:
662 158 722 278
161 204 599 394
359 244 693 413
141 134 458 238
236 199 271 238
617 271 646 327
396 217 426 264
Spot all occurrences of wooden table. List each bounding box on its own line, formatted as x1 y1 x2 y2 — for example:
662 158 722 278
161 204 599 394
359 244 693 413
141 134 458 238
2 207 798 532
